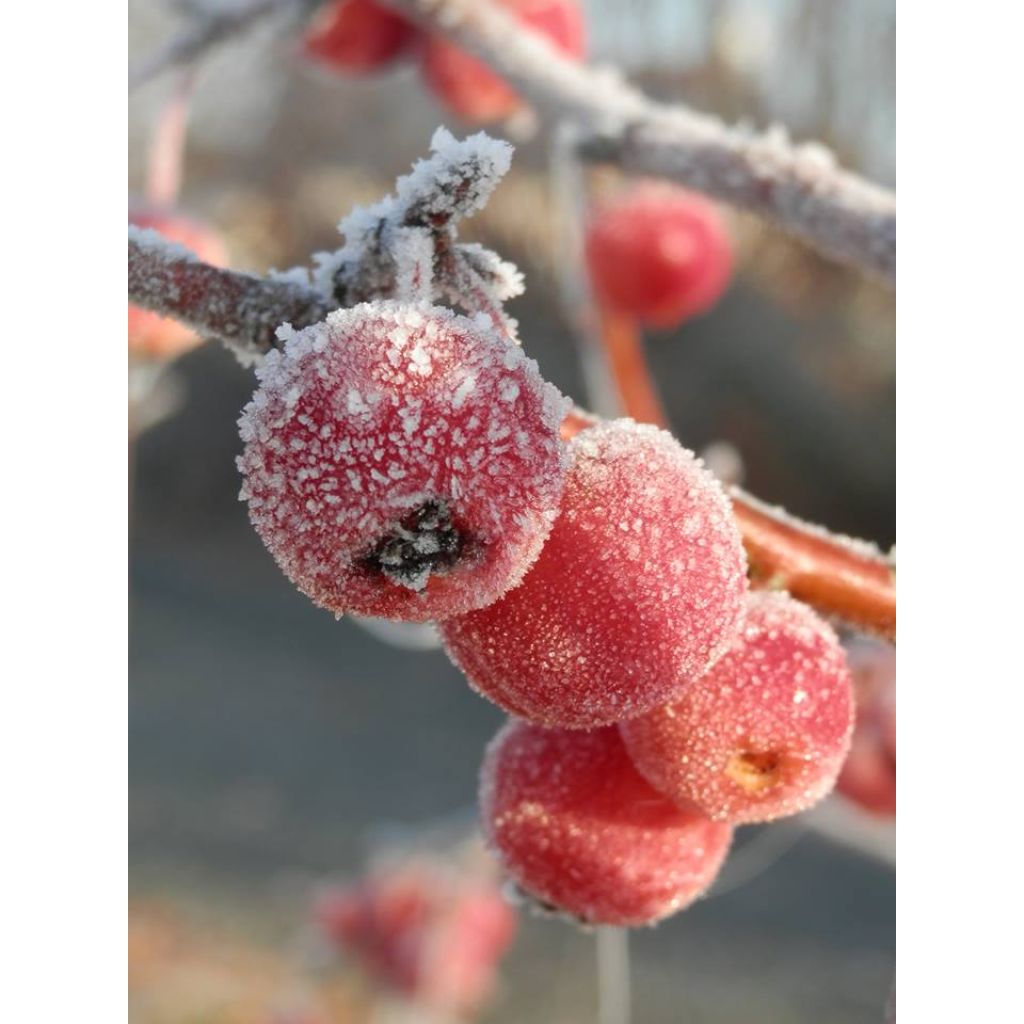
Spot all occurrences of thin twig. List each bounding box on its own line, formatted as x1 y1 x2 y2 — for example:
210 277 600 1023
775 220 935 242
128 228 331 360
129 0 309 91
388 0 895 283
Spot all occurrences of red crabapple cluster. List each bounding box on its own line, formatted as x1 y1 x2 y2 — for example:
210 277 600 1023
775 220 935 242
237 131 859 929
303 0 586 123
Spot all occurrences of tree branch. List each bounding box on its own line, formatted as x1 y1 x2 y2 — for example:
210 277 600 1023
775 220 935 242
388 0 896 283
129 0 311 91
128 227 331 360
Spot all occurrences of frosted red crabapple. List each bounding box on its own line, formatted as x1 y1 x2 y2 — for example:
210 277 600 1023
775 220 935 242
237 302 568 622
584 183 733 328
480 720 732 927
303 0 420 74
420 0 586 123
128 204 226 360
440 419 748 728
620 591 854 825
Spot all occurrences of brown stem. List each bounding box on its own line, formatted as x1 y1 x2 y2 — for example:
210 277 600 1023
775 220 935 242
128 229 331 359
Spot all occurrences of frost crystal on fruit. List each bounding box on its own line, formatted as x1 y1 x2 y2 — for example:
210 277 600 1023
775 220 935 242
440 419 748 728
620 592 855 824
237 302 569 621
480 720 733 927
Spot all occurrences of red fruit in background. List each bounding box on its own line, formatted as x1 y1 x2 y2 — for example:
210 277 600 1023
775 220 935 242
420 0 586 122
303 0 420 74
481 720 732 926
440 419 747 728
238 302 568 622
316 859 517 1014
836 637 896 817
128 205 226 360
620 592 854 824
584 183 733 328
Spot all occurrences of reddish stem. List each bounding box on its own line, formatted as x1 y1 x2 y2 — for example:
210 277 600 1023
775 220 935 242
595 306 669 428
730 491 896 641
144 71 196 208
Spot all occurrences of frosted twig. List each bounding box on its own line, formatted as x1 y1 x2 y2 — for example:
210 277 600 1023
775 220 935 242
129 0 311 91
730 489 896 642
388 0 896 283
128 227 331 361
313 127 522 339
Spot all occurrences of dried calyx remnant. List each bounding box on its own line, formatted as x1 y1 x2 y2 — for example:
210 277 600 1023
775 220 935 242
362 499 466 591
313 127 523 339
726 750 783 793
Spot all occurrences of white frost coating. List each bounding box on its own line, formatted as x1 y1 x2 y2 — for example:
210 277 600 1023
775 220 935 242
128 224 200 264
455 243 525 301
730 487 890 564
396 127 514 221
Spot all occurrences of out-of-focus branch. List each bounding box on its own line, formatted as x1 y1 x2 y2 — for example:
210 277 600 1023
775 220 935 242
128 227 331 360
129 0 311 91
388 0 896 283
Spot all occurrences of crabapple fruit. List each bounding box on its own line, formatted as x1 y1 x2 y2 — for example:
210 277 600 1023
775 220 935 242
584 183 733 328
237 302 568 622
620 592 854 824
420 0 586 123
128 204 226 360
303 0 419 74
440 420 747 728
836 637 896 816
316 860 516 1013
480 720 733 927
